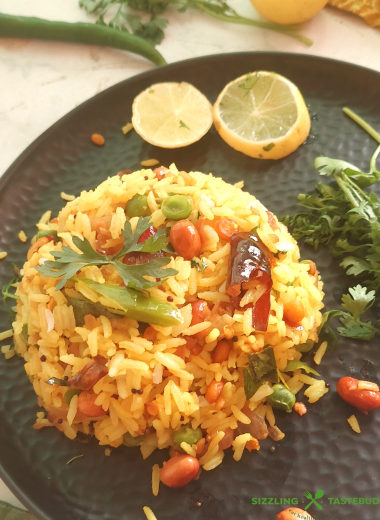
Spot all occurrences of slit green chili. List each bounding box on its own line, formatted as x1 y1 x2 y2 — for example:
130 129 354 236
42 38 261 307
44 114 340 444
0 13 166 66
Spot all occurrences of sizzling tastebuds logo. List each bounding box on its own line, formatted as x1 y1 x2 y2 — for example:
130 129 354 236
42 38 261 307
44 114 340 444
252 489 380 517
303 490 324 510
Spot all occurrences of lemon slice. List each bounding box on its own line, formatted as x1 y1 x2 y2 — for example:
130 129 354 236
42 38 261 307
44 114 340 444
213 71 311 160
132 82 213 148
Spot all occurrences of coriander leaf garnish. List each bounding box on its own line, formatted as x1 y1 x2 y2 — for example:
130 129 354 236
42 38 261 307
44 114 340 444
191 258 207 273
341 285 376 319
2 266 21 316
36 218 178 291
179 120 190 130
282 108 380 341
263 143 275 152
79 0 312 47
319 286 379 342
2 275 20 304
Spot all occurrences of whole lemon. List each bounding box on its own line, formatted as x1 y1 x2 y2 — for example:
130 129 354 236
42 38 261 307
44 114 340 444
250 0 329 25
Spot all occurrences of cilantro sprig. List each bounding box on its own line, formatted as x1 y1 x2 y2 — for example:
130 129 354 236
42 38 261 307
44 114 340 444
2 265 21 316
191 257 207 273
36 217 178 291
322 285 380 342
80 0 312 47
282 108 380 341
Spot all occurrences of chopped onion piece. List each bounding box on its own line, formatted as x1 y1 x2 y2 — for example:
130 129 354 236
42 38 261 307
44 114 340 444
45 309 55 333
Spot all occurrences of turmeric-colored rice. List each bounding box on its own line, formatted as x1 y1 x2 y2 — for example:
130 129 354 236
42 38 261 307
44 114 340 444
6 164 327 486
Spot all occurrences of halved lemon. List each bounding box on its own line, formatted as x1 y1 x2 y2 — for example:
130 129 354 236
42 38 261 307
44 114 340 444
132 82 213 148
213 71 311 160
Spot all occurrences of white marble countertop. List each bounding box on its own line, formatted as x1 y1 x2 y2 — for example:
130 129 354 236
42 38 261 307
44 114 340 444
1 0 380 179
0 0 380 511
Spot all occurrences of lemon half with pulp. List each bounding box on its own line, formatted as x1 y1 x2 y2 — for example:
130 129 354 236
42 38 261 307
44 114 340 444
213 71 311 160
132 82 213 148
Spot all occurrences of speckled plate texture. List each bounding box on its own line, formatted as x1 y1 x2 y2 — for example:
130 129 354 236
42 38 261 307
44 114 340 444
1 53 380 520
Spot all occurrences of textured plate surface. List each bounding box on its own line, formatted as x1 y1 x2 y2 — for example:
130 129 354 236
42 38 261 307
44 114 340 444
0 53 380 520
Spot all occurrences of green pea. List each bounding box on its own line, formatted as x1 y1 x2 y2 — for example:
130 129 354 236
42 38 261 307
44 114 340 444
123 432 146 447
266 384 296 413
64 388 82 405
125 194 150 217
172 425 202 451
161 195 193 221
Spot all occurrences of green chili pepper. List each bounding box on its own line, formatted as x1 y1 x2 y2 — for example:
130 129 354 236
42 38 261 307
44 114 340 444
67 296 123 327
34 230 59 242
64 388 82 405
266 384 295 413
161 195 193 221
126 194 150 218
172 425 202 451
0 13 166 66
123 432 145 447
79 279 183 327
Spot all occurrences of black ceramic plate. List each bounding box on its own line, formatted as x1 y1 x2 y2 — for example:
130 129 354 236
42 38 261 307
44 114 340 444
1 52 380 520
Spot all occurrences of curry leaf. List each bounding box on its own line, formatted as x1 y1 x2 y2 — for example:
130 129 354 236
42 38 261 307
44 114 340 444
243 366 259 401
243 346 279 400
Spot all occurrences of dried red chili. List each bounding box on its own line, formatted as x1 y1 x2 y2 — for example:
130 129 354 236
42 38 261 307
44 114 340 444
226 233 272 332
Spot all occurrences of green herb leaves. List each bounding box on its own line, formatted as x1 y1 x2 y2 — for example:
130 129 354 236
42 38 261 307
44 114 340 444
36 217 177 291
79 0 167 46
317 286 380 343
243 346 279 400
337 285 379 340
79 0 312 49
282 108 380 320
191 258 207 273
282 108 380 341
2 275 20 304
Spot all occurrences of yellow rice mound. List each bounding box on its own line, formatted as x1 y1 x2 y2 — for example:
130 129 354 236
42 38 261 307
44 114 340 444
10 164 326 474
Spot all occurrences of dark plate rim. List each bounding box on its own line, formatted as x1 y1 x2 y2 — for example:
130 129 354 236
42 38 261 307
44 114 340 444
1 50 380 519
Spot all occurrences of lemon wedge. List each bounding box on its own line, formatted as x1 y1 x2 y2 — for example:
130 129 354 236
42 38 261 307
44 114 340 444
213 71 311 160
132 82 213 148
